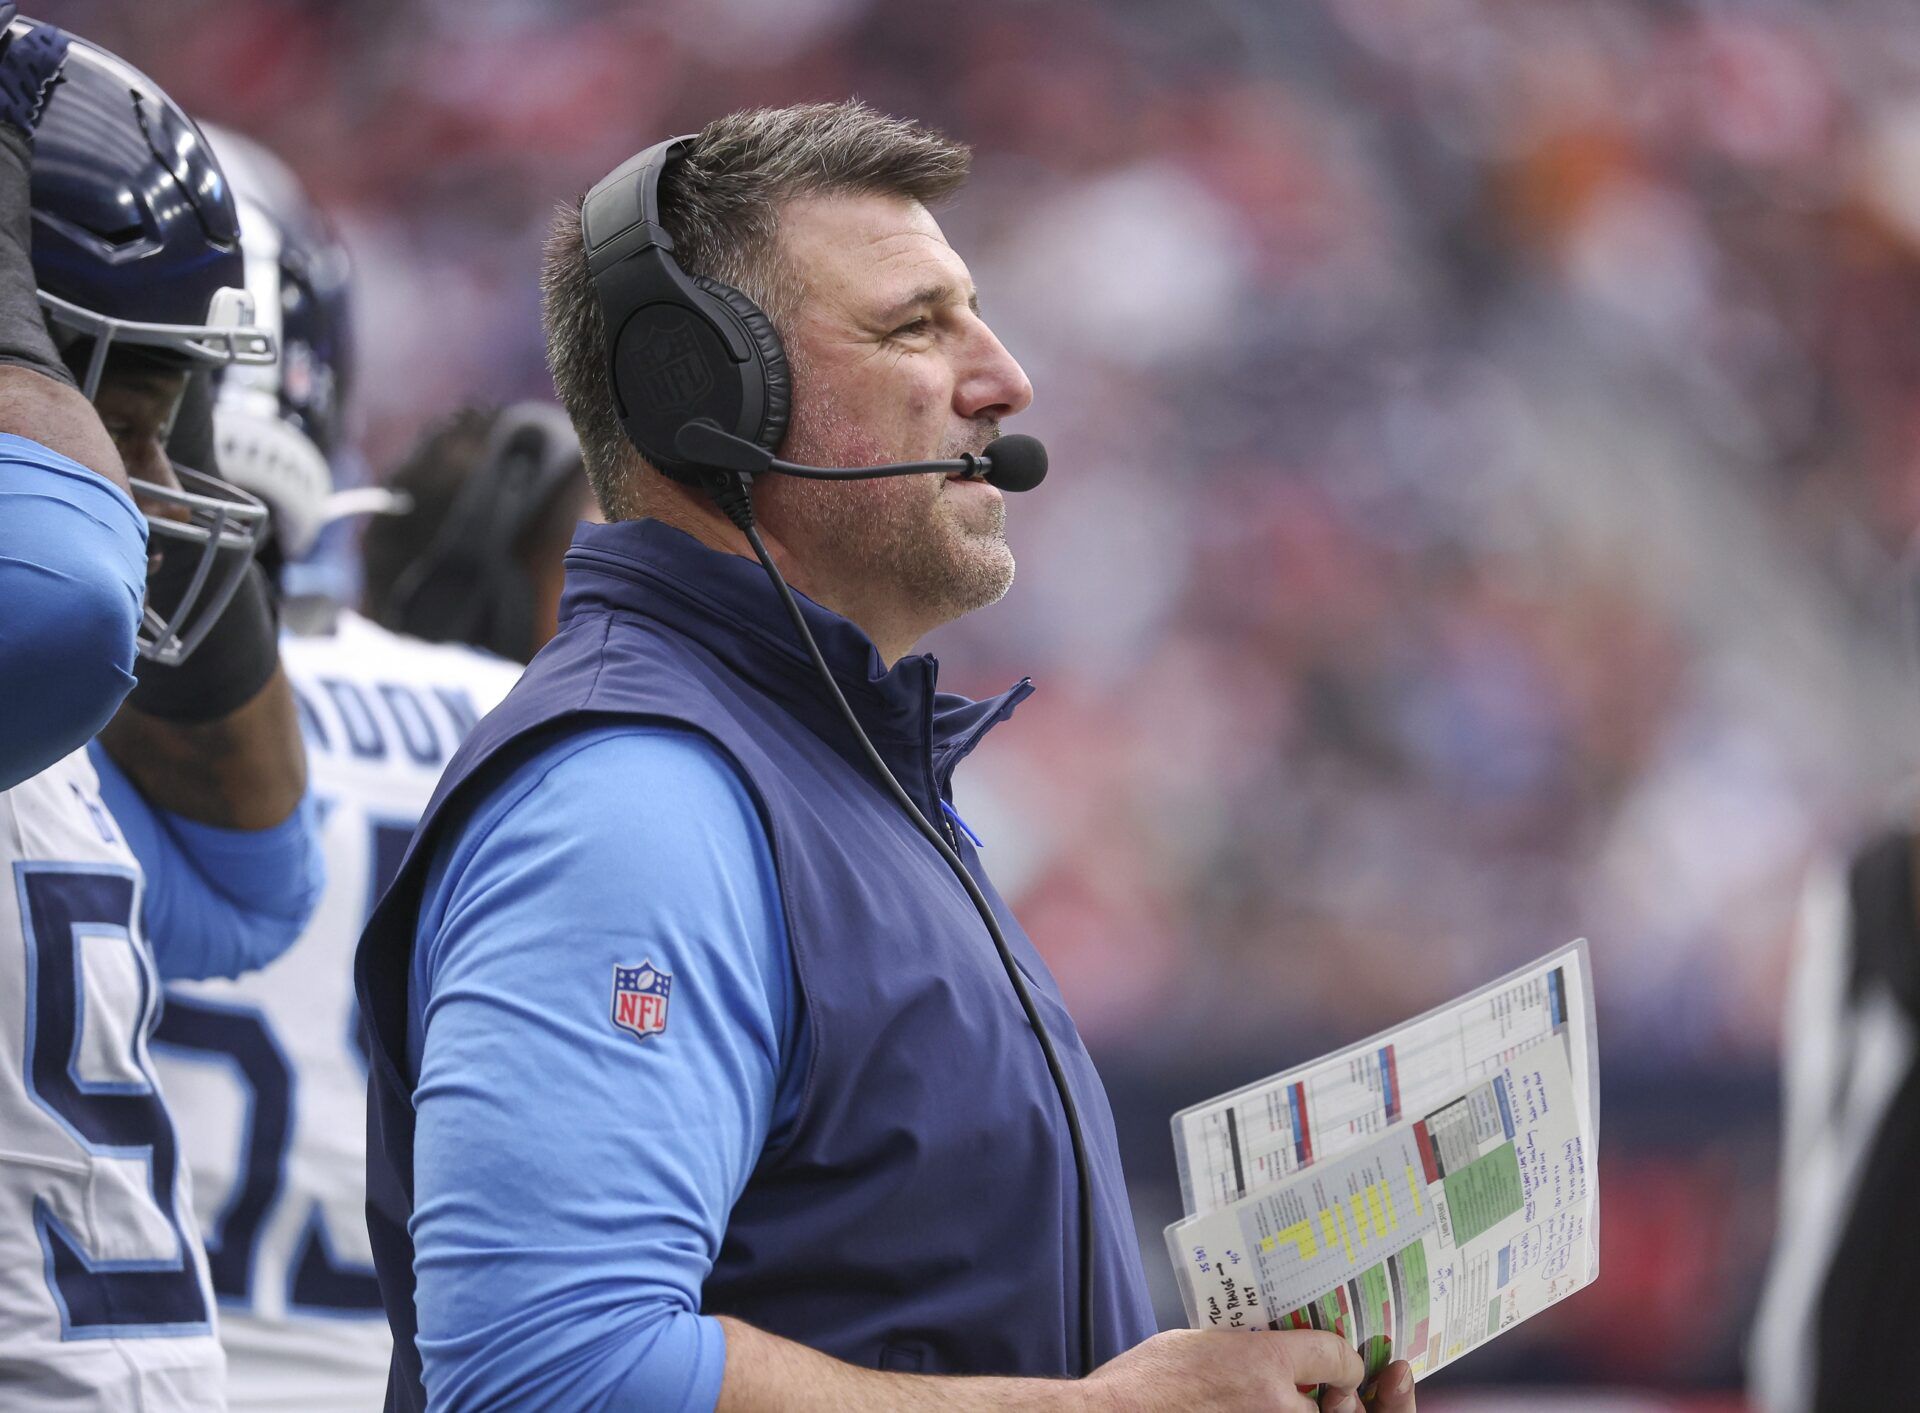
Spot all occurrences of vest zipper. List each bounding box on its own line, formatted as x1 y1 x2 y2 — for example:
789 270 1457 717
937 798 970 851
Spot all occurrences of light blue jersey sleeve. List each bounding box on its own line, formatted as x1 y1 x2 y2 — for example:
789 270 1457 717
90 741 325 980
0 433 148 790
407 723 801 1413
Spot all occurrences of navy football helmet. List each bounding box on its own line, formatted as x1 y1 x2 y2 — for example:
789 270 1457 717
21 18 277 664
201 121 356 563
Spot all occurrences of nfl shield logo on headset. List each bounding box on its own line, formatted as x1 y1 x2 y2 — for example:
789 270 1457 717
612 962 672 1041
636 317 713 412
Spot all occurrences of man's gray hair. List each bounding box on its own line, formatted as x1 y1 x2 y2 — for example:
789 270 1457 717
542 101 971 520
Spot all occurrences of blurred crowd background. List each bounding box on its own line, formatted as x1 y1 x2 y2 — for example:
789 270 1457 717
66 0 1920 1402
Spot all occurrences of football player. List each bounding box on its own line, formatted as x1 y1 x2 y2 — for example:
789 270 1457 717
148 123 588 1413
0 16 325 1410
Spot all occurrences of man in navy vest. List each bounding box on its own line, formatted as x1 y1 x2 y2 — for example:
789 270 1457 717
356 102 1417 1413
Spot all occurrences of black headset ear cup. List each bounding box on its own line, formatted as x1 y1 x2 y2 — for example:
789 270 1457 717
694 275 790 452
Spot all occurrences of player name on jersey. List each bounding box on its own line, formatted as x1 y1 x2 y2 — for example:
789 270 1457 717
291 666 485 769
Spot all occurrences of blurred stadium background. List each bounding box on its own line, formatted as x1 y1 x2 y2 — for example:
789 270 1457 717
66 0 1920 1404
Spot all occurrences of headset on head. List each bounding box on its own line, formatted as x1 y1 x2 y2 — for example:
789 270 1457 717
583 135 791 487
378 401 583 662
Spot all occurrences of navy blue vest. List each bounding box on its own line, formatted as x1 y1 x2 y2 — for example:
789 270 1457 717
355 518 1156 1408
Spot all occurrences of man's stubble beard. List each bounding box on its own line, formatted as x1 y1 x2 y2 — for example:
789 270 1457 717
768 378 1016 632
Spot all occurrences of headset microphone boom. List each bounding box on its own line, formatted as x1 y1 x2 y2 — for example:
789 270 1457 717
672 416 1049 491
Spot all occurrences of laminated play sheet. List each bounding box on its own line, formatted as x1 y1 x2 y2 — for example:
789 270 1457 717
1165 941 1599 1384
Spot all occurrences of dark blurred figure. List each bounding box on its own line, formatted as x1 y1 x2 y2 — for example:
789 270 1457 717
1750 827 1920 1413
362 402 596 665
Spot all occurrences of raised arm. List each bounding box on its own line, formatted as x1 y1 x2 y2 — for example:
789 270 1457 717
0 15 153 788
0 435 145 787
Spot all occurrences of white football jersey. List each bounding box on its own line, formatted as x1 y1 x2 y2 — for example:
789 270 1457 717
0 749 225 1411
152 611 520 1413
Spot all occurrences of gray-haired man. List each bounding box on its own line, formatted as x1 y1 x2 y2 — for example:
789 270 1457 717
357 102 1417 1413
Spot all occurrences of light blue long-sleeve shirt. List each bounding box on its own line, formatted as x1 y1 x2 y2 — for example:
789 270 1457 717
90 741 325 980
0 433 147 790
407 722 803 1412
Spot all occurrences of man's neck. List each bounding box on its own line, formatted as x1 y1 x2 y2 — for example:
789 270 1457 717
630 491 924 668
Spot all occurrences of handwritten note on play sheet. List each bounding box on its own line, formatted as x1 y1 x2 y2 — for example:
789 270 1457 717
1165 941 1599 1385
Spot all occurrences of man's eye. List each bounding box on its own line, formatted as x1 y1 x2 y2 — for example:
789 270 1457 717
891 317 932 339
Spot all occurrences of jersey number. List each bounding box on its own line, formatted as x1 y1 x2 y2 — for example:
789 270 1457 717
153 997 382 1312
17 862 210 1337
149 817 412 1314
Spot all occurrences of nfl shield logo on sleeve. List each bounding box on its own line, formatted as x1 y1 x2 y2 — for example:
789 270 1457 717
612 962 672 1042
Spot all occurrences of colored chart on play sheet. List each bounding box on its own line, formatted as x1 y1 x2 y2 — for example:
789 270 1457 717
1230 1126 1436 1308
1171 939 1594 1219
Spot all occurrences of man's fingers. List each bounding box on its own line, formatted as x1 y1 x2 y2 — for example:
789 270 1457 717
1364 1359 1417 1411
1270 1329 1367 1389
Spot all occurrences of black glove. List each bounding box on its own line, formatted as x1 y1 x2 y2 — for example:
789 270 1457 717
0 10 68 142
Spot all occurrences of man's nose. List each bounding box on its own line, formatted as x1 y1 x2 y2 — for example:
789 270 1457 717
123 439 195 525
124 438 171 485
955 319 1033 422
